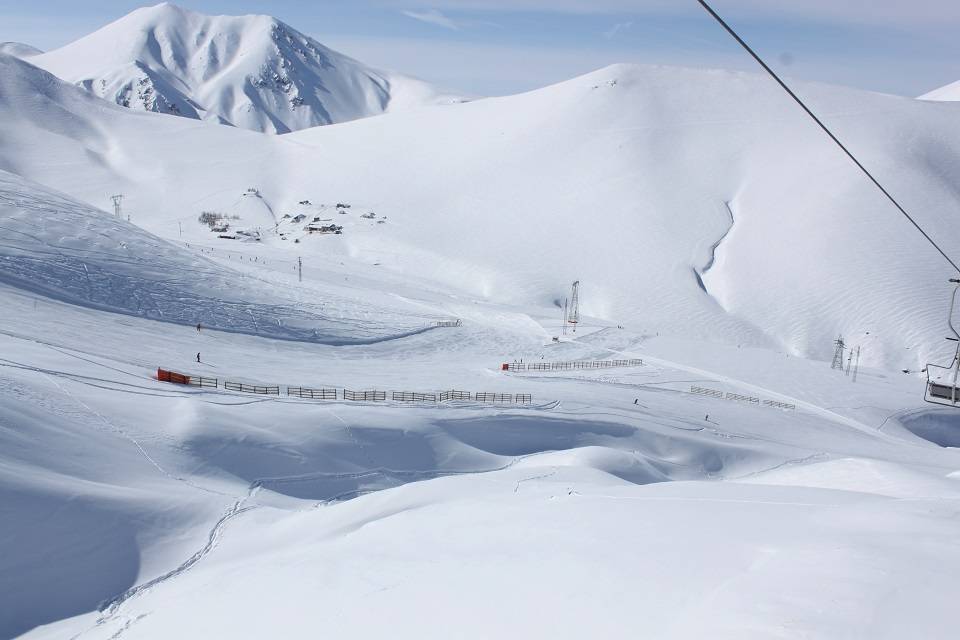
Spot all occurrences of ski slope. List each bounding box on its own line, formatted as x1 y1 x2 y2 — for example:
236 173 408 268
4 53 960 369
2 20 960 638
3 271 959 639
0 171 436 343
28 3 463 133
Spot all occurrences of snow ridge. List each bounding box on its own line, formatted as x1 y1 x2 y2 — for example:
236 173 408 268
0 42 43 59
920 79 960 102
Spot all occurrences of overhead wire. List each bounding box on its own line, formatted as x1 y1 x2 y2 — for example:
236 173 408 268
694 0 960 274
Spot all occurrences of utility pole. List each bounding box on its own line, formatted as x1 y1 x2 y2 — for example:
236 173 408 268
845 348 853 376
831 335 845 370
178 221 182 238
111 194 123 218
298 256 302 282
568 280 580 333
562 298 568 336
852 346 861 382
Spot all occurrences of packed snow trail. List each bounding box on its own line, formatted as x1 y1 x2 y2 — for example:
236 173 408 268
594 345 912 444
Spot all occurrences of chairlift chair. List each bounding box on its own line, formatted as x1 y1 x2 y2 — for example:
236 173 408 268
925 278 960 406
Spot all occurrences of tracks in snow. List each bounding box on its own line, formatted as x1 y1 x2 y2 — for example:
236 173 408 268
97 493 259 617
71 491 260 640
596 344 909 444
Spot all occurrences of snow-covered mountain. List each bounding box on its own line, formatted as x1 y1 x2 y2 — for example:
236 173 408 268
0 42 42 58
4 52 960 371
920 79 960 101
5 36 960 640
28 2 463 133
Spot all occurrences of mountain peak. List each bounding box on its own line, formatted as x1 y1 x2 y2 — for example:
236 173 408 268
28 4 462 133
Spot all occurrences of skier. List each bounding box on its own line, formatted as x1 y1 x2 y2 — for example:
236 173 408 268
196 322 202 333
197 352 201 363
634 399 638 405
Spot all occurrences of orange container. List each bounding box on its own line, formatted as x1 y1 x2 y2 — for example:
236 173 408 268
157 368 190 385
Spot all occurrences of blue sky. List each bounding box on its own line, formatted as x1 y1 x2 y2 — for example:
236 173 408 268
1 0 957 97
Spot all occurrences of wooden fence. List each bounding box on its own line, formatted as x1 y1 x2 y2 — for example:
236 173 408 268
439 390 472 401
224 381 280 395
189 375 219 388
392 391 437 402
503 358 642 372
475 392 532 404
158 368 534 406
690 386 723 399
690 385 795 411
343 389 387 402
763 399 797 411
288 387 337 400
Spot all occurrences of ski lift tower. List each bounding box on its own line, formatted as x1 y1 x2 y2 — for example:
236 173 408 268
111 194 123 218
831 335 845 370
568 280 580 333
561 297 568 336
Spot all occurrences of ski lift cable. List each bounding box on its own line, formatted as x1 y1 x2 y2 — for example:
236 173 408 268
694 0 960 275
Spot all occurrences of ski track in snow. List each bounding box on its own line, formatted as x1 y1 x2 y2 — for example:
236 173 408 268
597 344 913 444
75 442 574 639
35 362 233 499
74 494 258 640
27 340 566 639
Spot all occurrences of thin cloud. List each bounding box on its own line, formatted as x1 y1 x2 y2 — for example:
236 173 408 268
603 21 633 40
389 1 960 26
402 9 461 30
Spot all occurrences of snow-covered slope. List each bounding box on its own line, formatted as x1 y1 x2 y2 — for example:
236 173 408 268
4 262 960 639
0 42 42 59
920 79 960 102
4 53 960 372
5 47 960 640
28 2 463 133
0 170 437 344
